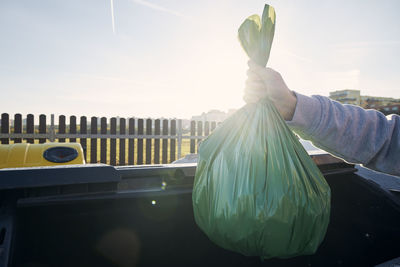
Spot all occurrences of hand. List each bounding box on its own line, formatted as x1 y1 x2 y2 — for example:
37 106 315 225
244 59 297 121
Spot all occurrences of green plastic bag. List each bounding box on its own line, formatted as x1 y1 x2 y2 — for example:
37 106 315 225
192 4 331 259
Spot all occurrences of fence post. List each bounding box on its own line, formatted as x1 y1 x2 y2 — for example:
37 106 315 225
110 118 117 166
14 114 22 143
27 114 34 144
70 116 77 143
58 115 66 143
197 121 203 153
90 117 98 164
128 118 135 165
205 121 210 136
177 119 182 160
190 121 196 153
145 119 152 164
80 116 88 161
211 121 217 131
162 119 168 164
154 119 160 164
100 117 107 164
1 113 9 144
137 119 144 165
120 118 126 166
39 114 46 144
170 120 176 162
49 114 55 142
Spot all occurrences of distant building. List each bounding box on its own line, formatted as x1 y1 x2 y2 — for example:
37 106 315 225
181 119 191 130
227 109 237 117
375 104 400 115
191 109 237 123
329 90 361 105
361 95 400 109
329 90 400 111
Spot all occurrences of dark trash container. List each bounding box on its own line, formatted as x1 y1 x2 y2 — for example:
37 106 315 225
1 154 400 267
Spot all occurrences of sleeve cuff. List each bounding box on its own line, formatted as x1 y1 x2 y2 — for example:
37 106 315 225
285 92 322 136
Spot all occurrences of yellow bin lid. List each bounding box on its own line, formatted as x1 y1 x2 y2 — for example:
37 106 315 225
0 143 85 169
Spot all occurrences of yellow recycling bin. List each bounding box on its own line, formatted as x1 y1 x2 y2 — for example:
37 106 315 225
0 143 85 169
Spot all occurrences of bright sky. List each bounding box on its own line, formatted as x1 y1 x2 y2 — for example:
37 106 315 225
1 0 399 119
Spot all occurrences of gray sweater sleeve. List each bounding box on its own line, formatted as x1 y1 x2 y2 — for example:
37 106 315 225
286 92 400 176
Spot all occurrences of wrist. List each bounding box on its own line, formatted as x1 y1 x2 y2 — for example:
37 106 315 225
279 91 297 120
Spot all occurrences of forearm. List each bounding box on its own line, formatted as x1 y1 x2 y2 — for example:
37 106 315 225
286 93 400 176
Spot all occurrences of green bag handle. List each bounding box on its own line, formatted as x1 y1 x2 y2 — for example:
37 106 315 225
238 4 276 67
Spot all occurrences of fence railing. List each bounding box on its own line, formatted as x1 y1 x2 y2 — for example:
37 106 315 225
0 113 219 165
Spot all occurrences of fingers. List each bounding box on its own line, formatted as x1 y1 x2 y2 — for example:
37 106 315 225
248 59 261 69
248 59 267 75
247 59 277 82
244 72 268 104
246 69 260 80
245 84 268 98
245 78 263 88
245 59 283 104
243 87 266 103
243 95 259 104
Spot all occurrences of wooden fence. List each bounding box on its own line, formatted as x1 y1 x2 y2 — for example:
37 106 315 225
0 113 219 165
